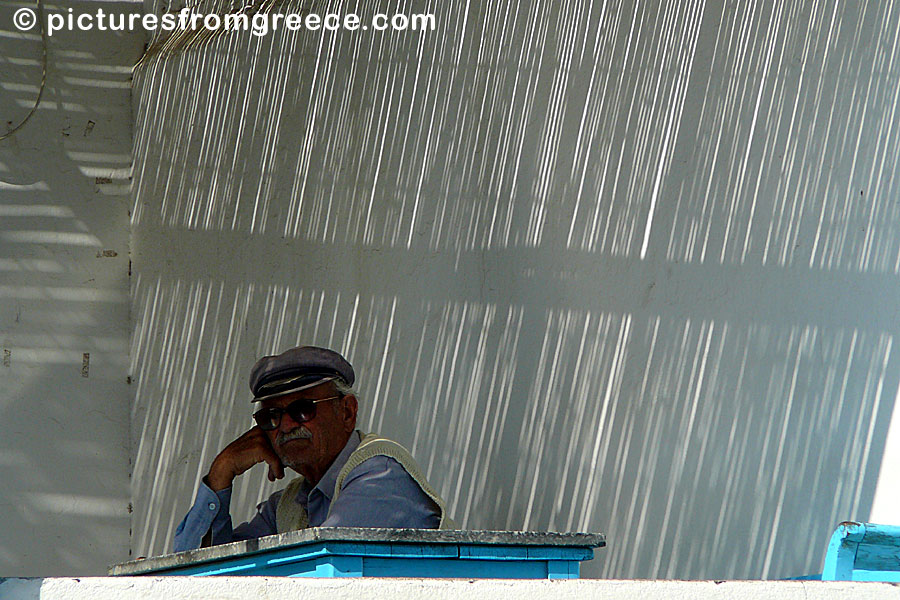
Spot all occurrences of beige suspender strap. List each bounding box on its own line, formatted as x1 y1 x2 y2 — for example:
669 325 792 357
331 432 456 529
275 476 309 533
275 432 457 533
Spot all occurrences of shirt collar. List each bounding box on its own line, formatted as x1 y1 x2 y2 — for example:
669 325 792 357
295 430 361 504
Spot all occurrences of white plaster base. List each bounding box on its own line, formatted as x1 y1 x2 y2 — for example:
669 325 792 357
1 578 899 600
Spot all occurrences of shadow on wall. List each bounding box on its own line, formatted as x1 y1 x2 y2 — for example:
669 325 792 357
130 0 900 580
0 0 143 575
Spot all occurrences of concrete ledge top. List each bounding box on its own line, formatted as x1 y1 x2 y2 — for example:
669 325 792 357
4 577 900 600
108 528 606 575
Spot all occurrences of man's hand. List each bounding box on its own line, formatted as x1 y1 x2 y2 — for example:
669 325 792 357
206 426 285 491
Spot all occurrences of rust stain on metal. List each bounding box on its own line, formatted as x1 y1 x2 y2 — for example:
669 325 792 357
2 349 10 367
82 353 90 377
95 177 113 185
96 250 118 258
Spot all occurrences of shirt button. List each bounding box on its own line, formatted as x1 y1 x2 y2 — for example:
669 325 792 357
208 503 217 511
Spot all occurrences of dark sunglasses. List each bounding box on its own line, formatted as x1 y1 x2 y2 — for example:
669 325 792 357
253 395 342 431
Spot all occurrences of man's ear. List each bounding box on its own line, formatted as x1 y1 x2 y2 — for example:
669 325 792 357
340 394 358 432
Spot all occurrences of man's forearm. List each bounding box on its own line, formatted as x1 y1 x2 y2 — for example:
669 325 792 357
172 480 233 552
205 471 233 492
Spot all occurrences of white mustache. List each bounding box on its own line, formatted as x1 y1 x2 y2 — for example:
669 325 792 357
276 427 312 446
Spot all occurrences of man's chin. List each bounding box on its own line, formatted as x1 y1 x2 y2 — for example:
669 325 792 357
276 446 310 469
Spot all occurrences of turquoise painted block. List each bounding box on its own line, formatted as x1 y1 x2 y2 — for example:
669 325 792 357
266 559 326 577
109 528 606 580
547 561 579 580
526 546 593 561
321 556 363 577
266 544 330 565
318 542 391 559
822 522 900 582
850 570 900 583
164 559 260 576
152 544 585 579
389 543 459 559
362 557 549 578
459 545 529 560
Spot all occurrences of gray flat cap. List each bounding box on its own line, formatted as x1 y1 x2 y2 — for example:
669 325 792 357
249 346 355 402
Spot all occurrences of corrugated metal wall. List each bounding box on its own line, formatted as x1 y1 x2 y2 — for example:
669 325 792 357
127 0 900 579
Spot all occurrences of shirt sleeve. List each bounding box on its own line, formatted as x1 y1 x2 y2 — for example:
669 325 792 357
173 480 282 552
320 456 441 529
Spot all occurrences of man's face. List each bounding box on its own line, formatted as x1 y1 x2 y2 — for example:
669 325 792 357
260 381 357 481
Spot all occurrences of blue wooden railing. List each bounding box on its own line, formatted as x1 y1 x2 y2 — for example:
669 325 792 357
820 521 900 582
110 528 605 579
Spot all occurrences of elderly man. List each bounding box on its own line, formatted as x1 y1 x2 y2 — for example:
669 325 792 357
174 346 453 551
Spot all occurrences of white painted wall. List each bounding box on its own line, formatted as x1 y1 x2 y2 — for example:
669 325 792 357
3 578 900 600
3 0 898 582
0 0 143 576
119 0 900 582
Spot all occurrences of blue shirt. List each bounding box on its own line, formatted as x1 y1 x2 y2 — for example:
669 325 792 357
173 431 441 552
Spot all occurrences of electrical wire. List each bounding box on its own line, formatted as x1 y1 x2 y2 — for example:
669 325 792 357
0 0 48 141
